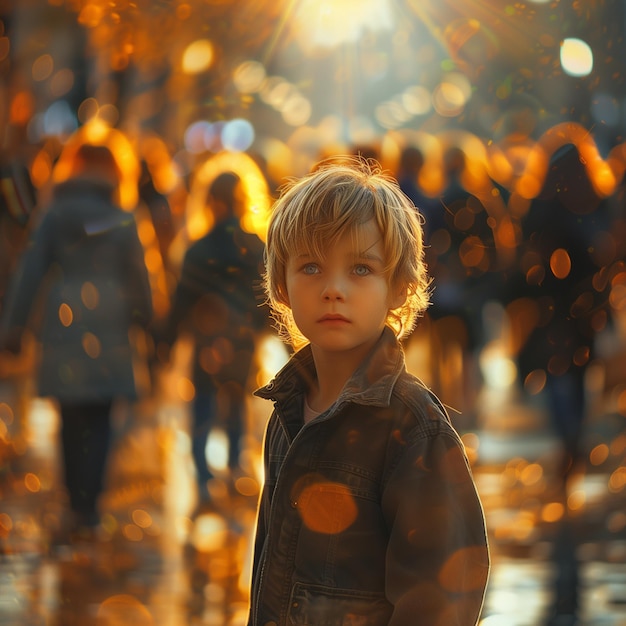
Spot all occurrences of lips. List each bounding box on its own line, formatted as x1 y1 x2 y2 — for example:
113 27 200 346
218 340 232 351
318 314 350 323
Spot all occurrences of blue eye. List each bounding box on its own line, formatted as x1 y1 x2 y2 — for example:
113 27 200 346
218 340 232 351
303 263 320 275
354 265 371 276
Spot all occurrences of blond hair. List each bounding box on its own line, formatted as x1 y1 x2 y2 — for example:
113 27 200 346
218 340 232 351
264 156 431 348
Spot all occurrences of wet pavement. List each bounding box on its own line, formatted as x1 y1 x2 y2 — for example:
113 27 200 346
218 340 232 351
0 391 257 626
1 336 625 626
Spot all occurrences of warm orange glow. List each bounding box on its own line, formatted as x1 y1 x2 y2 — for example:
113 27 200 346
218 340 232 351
176 377 195 402
293 477 358 534
516 148 548 199
0 403 14 425
32 54 54 81
515 123 619 200
144 248 162 274
541 502 564 523
81 282 99 310
0 512 12 534
496 217 518 249
30 149 53 188
181 39 214 74
523 369 546 395
10 91 34 125
137 216 156 246
97 594 154 626
461 432 480 466
50 68 75 98
520 463 543 486
438 546 489 592
292 0 394 52
78 4 105 28
24 472 41 493
459 235 486 268
131 509 153 529
58 303 73 327
589 444 609 466
234 475 260 497
607 511 626 533
123 523 144 542
82 332 101 358
136 134 182 195
608 467 626 493
610 434 626 456
189 512 229 552
609 283 626 311
567 489 585 512
185 151 271 243
550 248 572 279
53 120 140 210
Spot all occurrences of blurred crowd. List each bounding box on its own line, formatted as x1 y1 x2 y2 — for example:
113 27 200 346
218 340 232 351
1 125 626 625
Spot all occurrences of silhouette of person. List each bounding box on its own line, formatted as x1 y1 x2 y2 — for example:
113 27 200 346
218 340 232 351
0 160 38 445
506 144 613 625
0 143 153 539
396 145 442 242
416 146 500 421
514 145 609 483
0 160 37 308
138 159 175 273
157 171 266 510
429 147 498 338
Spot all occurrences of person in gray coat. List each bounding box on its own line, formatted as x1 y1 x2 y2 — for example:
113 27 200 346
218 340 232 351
0 144 153 539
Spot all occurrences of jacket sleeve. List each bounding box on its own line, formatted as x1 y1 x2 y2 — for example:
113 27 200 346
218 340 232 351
381 431 490 626
246 411 278 626
0 212 54 350
125 214 153 327
157 246 202 347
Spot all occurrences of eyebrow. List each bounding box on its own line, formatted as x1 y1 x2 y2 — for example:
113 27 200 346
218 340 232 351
357 236 385 263
354 251 384 264
293 250 384 261
291 238 385 264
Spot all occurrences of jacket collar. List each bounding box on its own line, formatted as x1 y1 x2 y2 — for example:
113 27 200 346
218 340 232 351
254 326 405 410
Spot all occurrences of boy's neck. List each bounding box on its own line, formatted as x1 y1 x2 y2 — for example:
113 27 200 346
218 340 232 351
307 347 364 414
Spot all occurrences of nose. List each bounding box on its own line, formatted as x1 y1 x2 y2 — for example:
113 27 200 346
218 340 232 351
321 273 346 301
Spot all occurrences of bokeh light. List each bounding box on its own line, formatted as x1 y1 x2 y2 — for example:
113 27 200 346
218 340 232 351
2 3 626 625
181 39 214 74
560 37 593 77
292 0 394 51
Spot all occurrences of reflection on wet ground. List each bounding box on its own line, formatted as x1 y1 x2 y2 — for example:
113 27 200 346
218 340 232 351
0 392 258 626
1 349 626 625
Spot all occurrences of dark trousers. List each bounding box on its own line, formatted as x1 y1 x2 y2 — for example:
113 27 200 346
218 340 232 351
545 369 586 481
58 401 113 526
192 378 248 498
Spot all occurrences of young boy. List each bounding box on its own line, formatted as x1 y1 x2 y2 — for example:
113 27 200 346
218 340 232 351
248 157 489 626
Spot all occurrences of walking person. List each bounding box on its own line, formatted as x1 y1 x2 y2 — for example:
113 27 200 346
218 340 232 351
157 171 267 512
505 145 613 625
0 143 153 541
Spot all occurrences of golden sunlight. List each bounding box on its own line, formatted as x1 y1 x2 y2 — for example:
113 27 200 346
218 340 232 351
292 0 394 52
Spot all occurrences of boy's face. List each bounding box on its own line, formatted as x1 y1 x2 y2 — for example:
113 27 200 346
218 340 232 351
284 219 405 361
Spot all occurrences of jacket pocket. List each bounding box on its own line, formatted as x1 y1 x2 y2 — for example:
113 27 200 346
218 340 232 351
288 582 392 626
